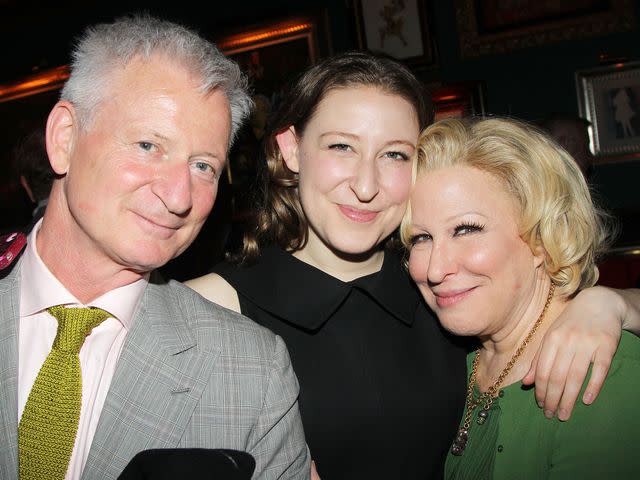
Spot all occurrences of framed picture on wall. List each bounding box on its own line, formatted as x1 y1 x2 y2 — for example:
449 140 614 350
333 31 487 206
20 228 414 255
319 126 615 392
455 0 636 58
576 61 640 157
353 0 437 69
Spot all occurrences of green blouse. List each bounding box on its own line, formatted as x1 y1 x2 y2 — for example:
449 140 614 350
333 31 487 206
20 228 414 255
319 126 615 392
445 331 640 479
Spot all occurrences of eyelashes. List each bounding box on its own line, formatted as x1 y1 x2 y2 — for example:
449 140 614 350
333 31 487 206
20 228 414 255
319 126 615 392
327 144 410 161
409 233 431 246
328 143 351 152
454 221 485 236
409 221 485 247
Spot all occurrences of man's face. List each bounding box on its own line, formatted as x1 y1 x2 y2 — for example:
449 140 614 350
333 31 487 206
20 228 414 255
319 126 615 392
57 55 231 273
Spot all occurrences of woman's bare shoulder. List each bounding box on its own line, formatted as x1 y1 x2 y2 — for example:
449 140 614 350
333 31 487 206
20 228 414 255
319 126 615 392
185 273 241 313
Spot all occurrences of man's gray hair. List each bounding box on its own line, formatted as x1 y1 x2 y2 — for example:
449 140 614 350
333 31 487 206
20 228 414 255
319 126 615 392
61 15 252 144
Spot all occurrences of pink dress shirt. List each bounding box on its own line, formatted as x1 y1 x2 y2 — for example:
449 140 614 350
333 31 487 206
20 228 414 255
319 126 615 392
18 221 148 480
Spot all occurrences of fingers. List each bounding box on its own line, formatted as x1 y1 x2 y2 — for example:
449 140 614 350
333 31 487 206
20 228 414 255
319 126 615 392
530 330 561 409
581 346 614 405
533 332 617 420
554 350 592 421
537 339 575 419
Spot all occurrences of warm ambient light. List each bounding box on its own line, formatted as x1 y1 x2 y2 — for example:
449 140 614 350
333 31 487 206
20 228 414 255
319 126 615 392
607 246 640 256
0 20 315 102
0 66 70 103
435 95 460 102
218 22 313 52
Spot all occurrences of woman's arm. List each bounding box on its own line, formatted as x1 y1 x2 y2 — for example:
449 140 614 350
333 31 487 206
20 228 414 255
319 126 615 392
618 287 640 334
523 286 640 421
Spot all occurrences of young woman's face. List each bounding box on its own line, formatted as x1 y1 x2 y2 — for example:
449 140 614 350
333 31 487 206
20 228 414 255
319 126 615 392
280 86 420 258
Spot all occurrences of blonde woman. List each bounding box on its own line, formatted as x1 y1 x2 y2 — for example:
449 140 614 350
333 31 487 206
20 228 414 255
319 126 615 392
403 117 640 479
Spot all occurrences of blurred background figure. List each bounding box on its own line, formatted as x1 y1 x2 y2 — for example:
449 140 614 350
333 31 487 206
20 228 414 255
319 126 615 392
541 113 594 179
11 128 54 232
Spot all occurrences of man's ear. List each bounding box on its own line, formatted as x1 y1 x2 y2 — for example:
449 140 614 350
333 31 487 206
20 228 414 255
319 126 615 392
46 101 77 175
275 126 300 173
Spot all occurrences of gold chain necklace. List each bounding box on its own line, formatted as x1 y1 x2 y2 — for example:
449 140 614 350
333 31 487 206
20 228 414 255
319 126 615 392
451 283 556 456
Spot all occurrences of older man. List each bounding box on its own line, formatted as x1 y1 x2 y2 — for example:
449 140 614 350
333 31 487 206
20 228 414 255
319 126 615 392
0 15 309 480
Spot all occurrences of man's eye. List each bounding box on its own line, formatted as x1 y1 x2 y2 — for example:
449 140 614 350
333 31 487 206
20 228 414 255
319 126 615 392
138 142 156 152
193 161 215 175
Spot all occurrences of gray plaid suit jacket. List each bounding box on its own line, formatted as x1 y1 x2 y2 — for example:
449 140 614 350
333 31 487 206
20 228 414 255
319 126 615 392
0 261 310 479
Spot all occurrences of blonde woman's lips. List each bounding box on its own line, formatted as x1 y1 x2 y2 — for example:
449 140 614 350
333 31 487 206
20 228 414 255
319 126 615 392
434 288 476 308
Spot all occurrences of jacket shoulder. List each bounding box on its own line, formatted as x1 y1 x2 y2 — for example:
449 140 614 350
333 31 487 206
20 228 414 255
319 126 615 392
158 279 281 356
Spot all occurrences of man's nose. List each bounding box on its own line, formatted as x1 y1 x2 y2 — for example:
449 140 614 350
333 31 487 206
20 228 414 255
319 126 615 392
153 162 193 216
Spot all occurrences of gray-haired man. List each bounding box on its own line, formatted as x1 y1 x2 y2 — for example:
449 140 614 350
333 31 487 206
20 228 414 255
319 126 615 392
0 15 309 479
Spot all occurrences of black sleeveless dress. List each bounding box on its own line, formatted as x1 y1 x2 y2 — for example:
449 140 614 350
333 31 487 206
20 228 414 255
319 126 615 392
214 246 467 479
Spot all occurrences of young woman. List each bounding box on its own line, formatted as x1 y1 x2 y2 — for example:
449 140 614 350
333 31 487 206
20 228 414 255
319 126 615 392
187 52 640 479
403 117 640 478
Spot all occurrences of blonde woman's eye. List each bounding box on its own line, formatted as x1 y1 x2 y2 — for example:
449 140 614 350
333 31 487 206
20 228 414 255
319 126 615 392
410 233 431 246
454 222 484 236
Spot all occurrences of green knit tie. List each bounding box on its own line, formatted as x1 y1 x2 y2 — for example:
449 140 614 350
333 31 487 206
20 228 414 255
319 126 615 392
18 305 112 480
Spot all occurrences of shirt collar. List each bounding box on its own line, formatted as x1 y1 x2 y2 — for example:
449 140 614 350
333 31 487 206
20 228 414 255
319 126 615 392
216 245 420 331
19 219 148 329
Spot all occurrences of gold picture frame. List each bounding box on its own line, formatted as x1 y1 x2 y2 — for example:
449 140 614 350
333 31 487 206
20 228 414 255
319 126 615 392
455 0 636 58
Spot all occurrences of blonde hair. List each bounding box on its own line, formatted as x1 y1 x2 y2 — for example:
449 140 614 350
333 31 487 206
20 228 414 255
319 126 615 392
400 117 612 297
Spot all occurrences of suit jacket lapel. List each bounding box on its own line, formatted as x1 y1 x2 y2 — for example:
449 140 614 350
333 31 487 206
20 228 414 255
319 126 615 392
82 279 219 479
0 262 21 478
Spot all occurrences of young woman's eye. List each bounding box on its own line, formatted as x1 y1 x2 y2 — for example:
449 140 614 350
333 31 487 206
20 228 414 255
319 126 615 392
410 233 432 246
384 151 409 161
454 222 484 236
329 143 351 152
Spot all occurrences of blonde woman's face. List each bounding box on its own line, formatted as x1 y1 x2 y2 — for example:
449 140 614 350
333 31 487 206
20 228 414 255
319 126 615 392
407 166 544 337
283 86 420 257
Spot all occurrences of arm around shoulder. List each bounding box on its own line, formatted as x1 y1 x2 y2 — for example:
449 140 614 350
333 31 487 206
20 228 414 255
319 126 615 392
616 287 640 335
185 273 241 313
248 334 310 479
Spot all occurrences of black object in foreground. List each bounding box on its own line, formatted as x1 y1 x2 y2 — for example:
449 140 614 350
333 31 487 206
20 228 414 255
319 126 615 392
118 449 256 480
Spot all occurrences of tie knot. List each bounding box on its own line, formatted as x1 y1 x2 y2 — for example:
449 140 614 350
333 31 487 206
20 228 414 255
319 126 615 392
47 305 113 353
